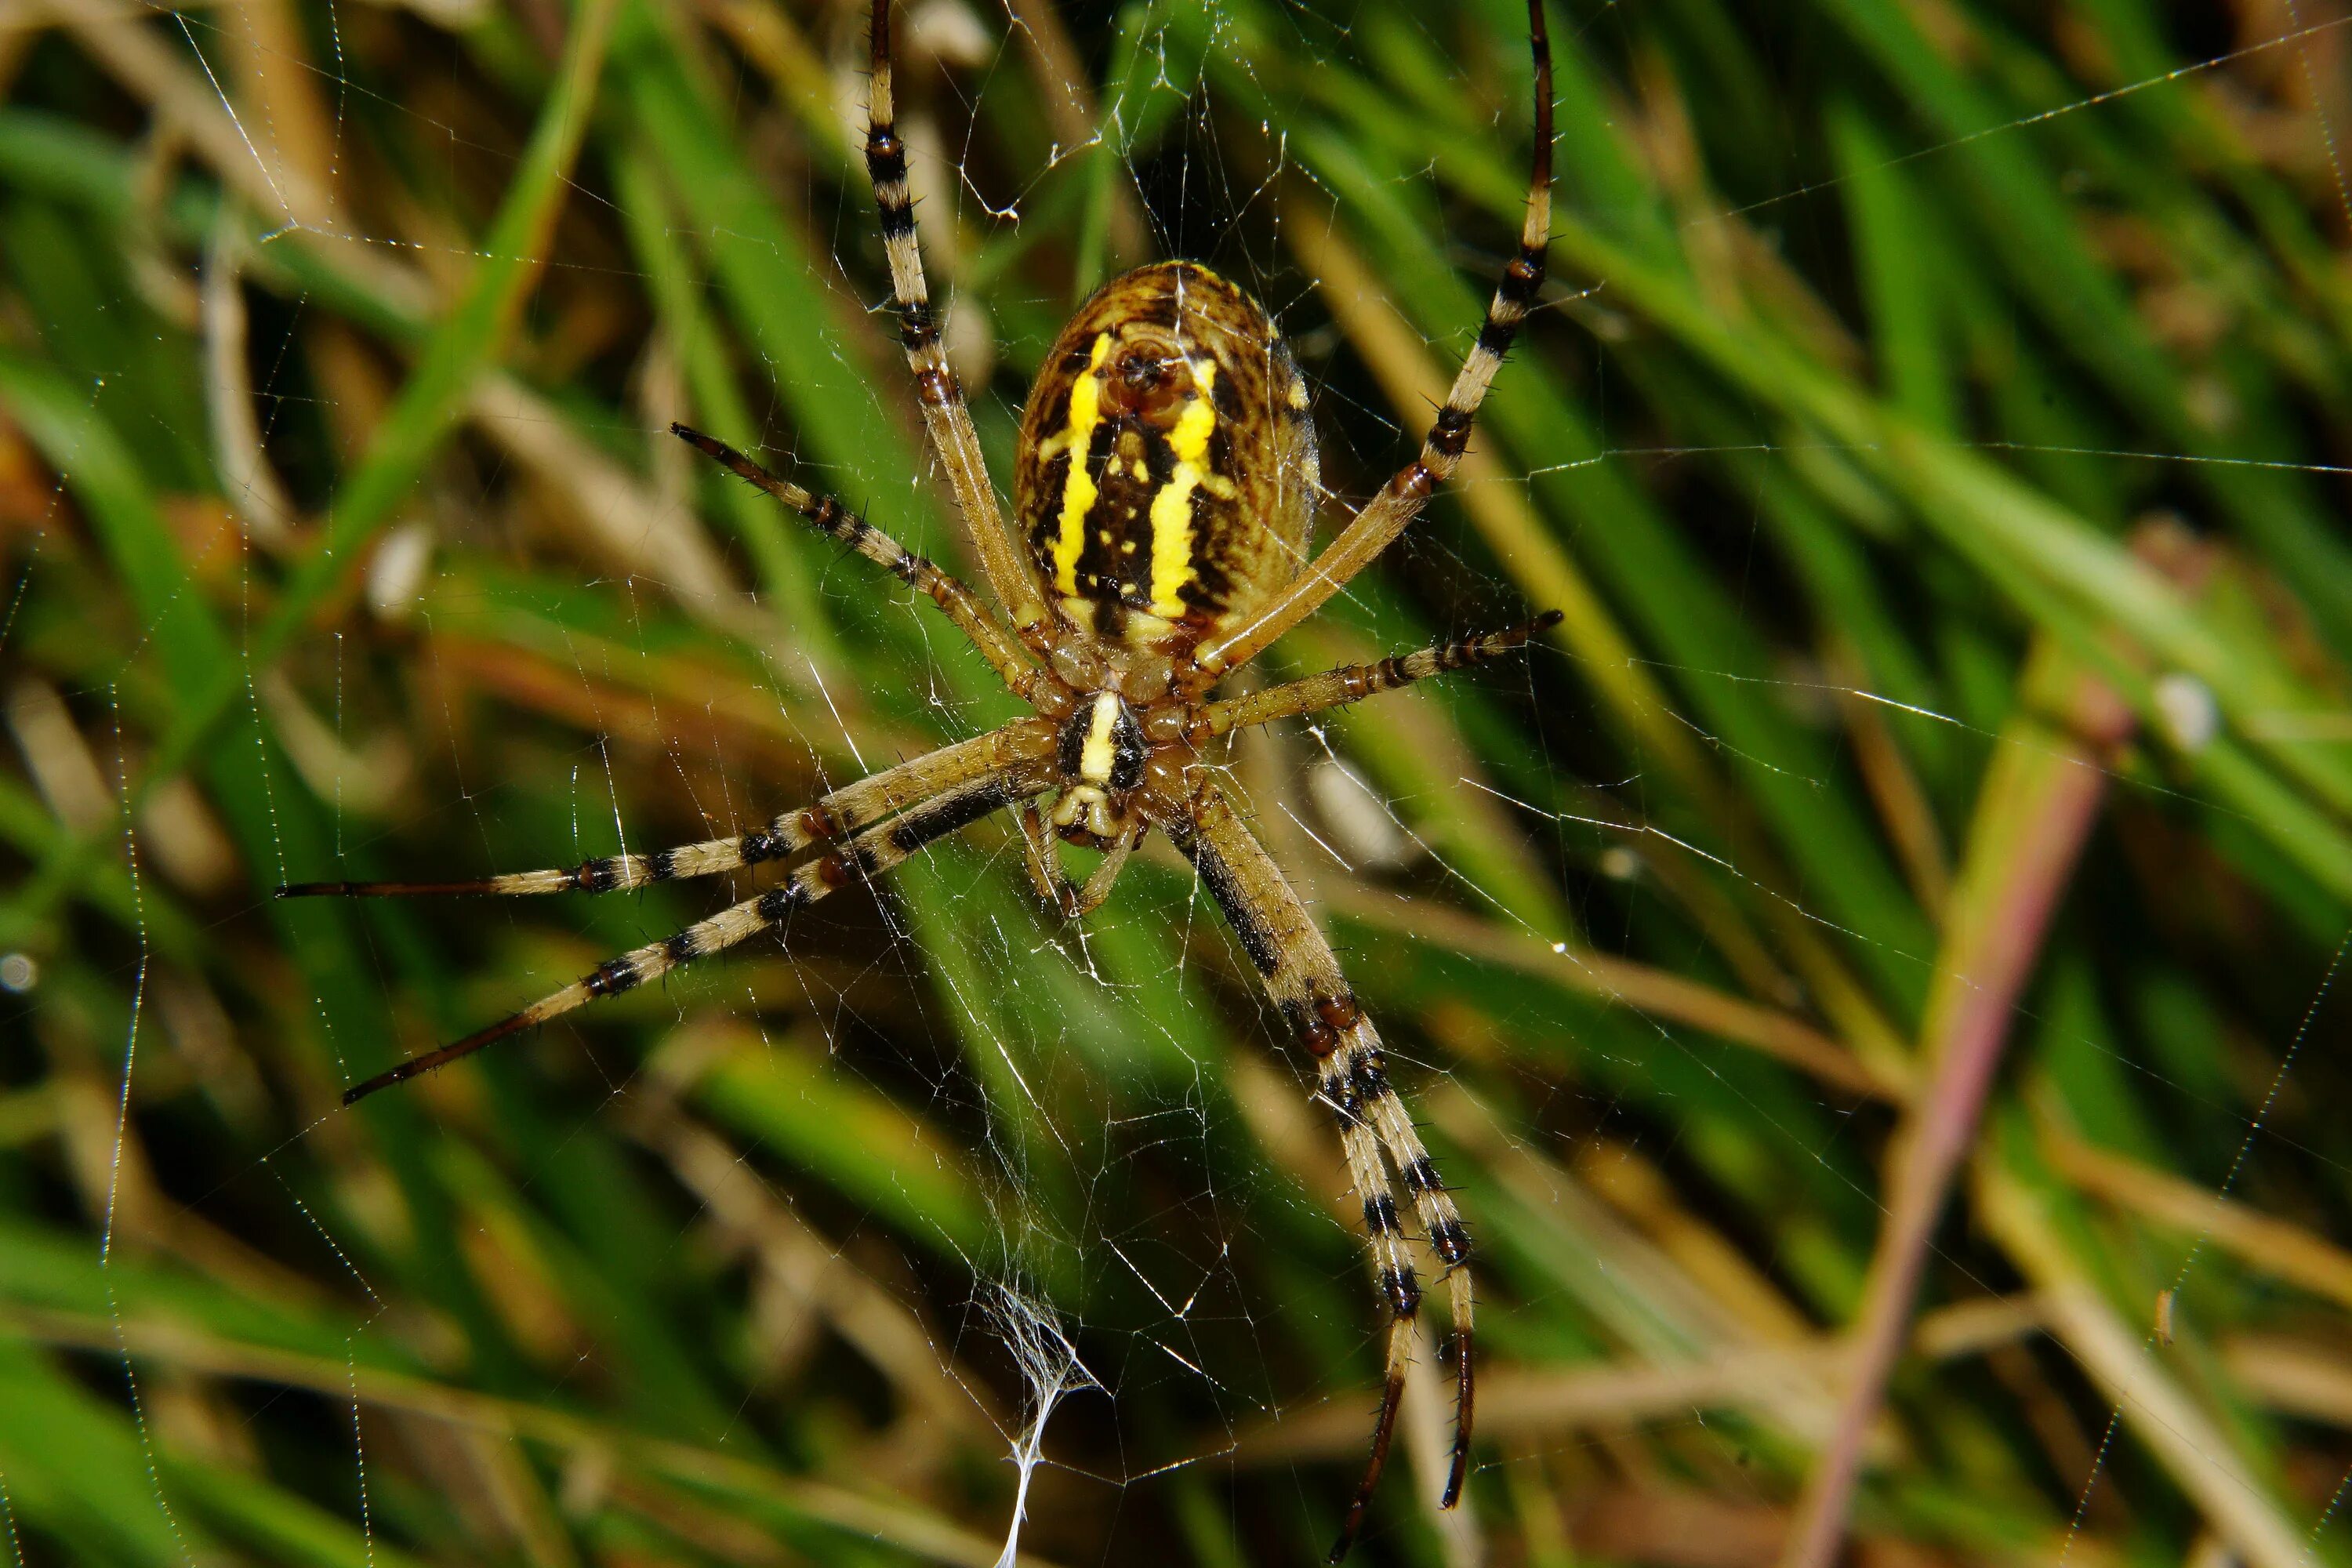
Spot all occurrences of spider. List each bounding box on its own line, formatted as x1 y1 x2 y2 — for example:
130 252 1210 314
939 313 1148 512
284 0 1552 1555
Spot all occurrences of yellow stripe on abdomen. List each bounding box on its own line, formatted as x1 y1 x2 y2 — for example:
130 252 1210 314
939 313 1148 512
1148 360 1218 618
1051 334 1114 596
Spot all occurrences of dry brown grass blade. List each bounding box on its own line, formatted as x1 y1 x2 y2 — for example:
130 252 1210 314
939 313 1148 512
1232 1296 2042 1461
2044 1127 2352 1314
620 1058 997 1442
1980 1167 2316 1568
999 0 1147 267
0 1302 1065 1568
216 0 335 194
2222 1334 2352 1428
1236 1348 1815 1463
1568 1481 2118 1568
201 219 299 546
43 0 428 315
1824 643 1951 918
466 376 742 614
48 1067 330 1308
1329 883 1889 1099
1423 1085 1849 1447
1574 1138 1824 1344
407 1417 583 1568
691 0 851 172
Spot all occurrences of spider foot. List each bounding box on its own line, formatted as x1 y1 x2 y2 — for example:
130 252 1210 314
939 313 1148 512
1443 1327 1475 1508
1327 1371 1406 1563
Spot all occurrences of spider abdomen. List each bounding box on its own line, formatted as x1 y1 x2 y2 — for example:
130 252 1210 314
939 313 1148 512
1014 262 1318 663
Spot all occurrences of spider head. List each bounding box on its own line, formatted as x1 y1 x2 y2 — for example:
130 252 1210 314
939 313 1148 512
1098 341 1196 424
1050 691 1147 847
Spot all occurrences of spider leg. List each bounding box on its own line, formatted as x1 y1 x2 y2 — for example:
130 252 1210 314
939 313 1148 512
1017 804 1146 920
862 0 1051 642
1166 779 1475 1560
1069 823 1145 916
1192 612 1561 739
1195 0 1552 679
1016 801 1080 917
339 764 1052 1105
670 425 1050 705
281 722 1054 900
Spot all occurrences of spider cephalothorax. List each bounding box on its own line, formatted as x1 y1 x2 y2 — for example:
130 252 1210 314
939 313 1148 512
1048 688 1155 845
285 1 1554 1556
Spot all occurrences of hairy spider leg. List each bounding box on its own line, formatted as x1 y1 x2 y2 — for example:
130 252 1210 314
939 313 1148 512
1004 619 1559 930
279 724 1054 900
864 0 1051 641
1168 781 1476 1562
336 763 1057 1105
670 425 1049 705
1196 0 1554 678
1193 613 1562 739
1016 805 1147 919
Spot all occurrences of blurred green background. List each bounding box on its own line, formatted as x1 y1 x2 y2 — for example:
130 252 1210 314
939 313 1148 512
5 0 2352 1563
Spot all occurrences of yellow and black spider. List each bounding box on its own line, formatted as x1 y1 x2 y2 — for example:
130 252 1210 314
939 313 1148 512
285 0 1553 1554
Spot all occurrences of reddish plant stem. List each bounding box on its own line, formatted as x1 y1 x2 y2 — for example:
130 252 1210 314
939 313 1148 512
1778 656 2132 1568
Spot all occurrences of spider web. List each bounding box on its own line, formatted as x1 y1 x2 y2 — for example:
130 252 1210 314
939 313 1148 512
2 0 2351 1565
